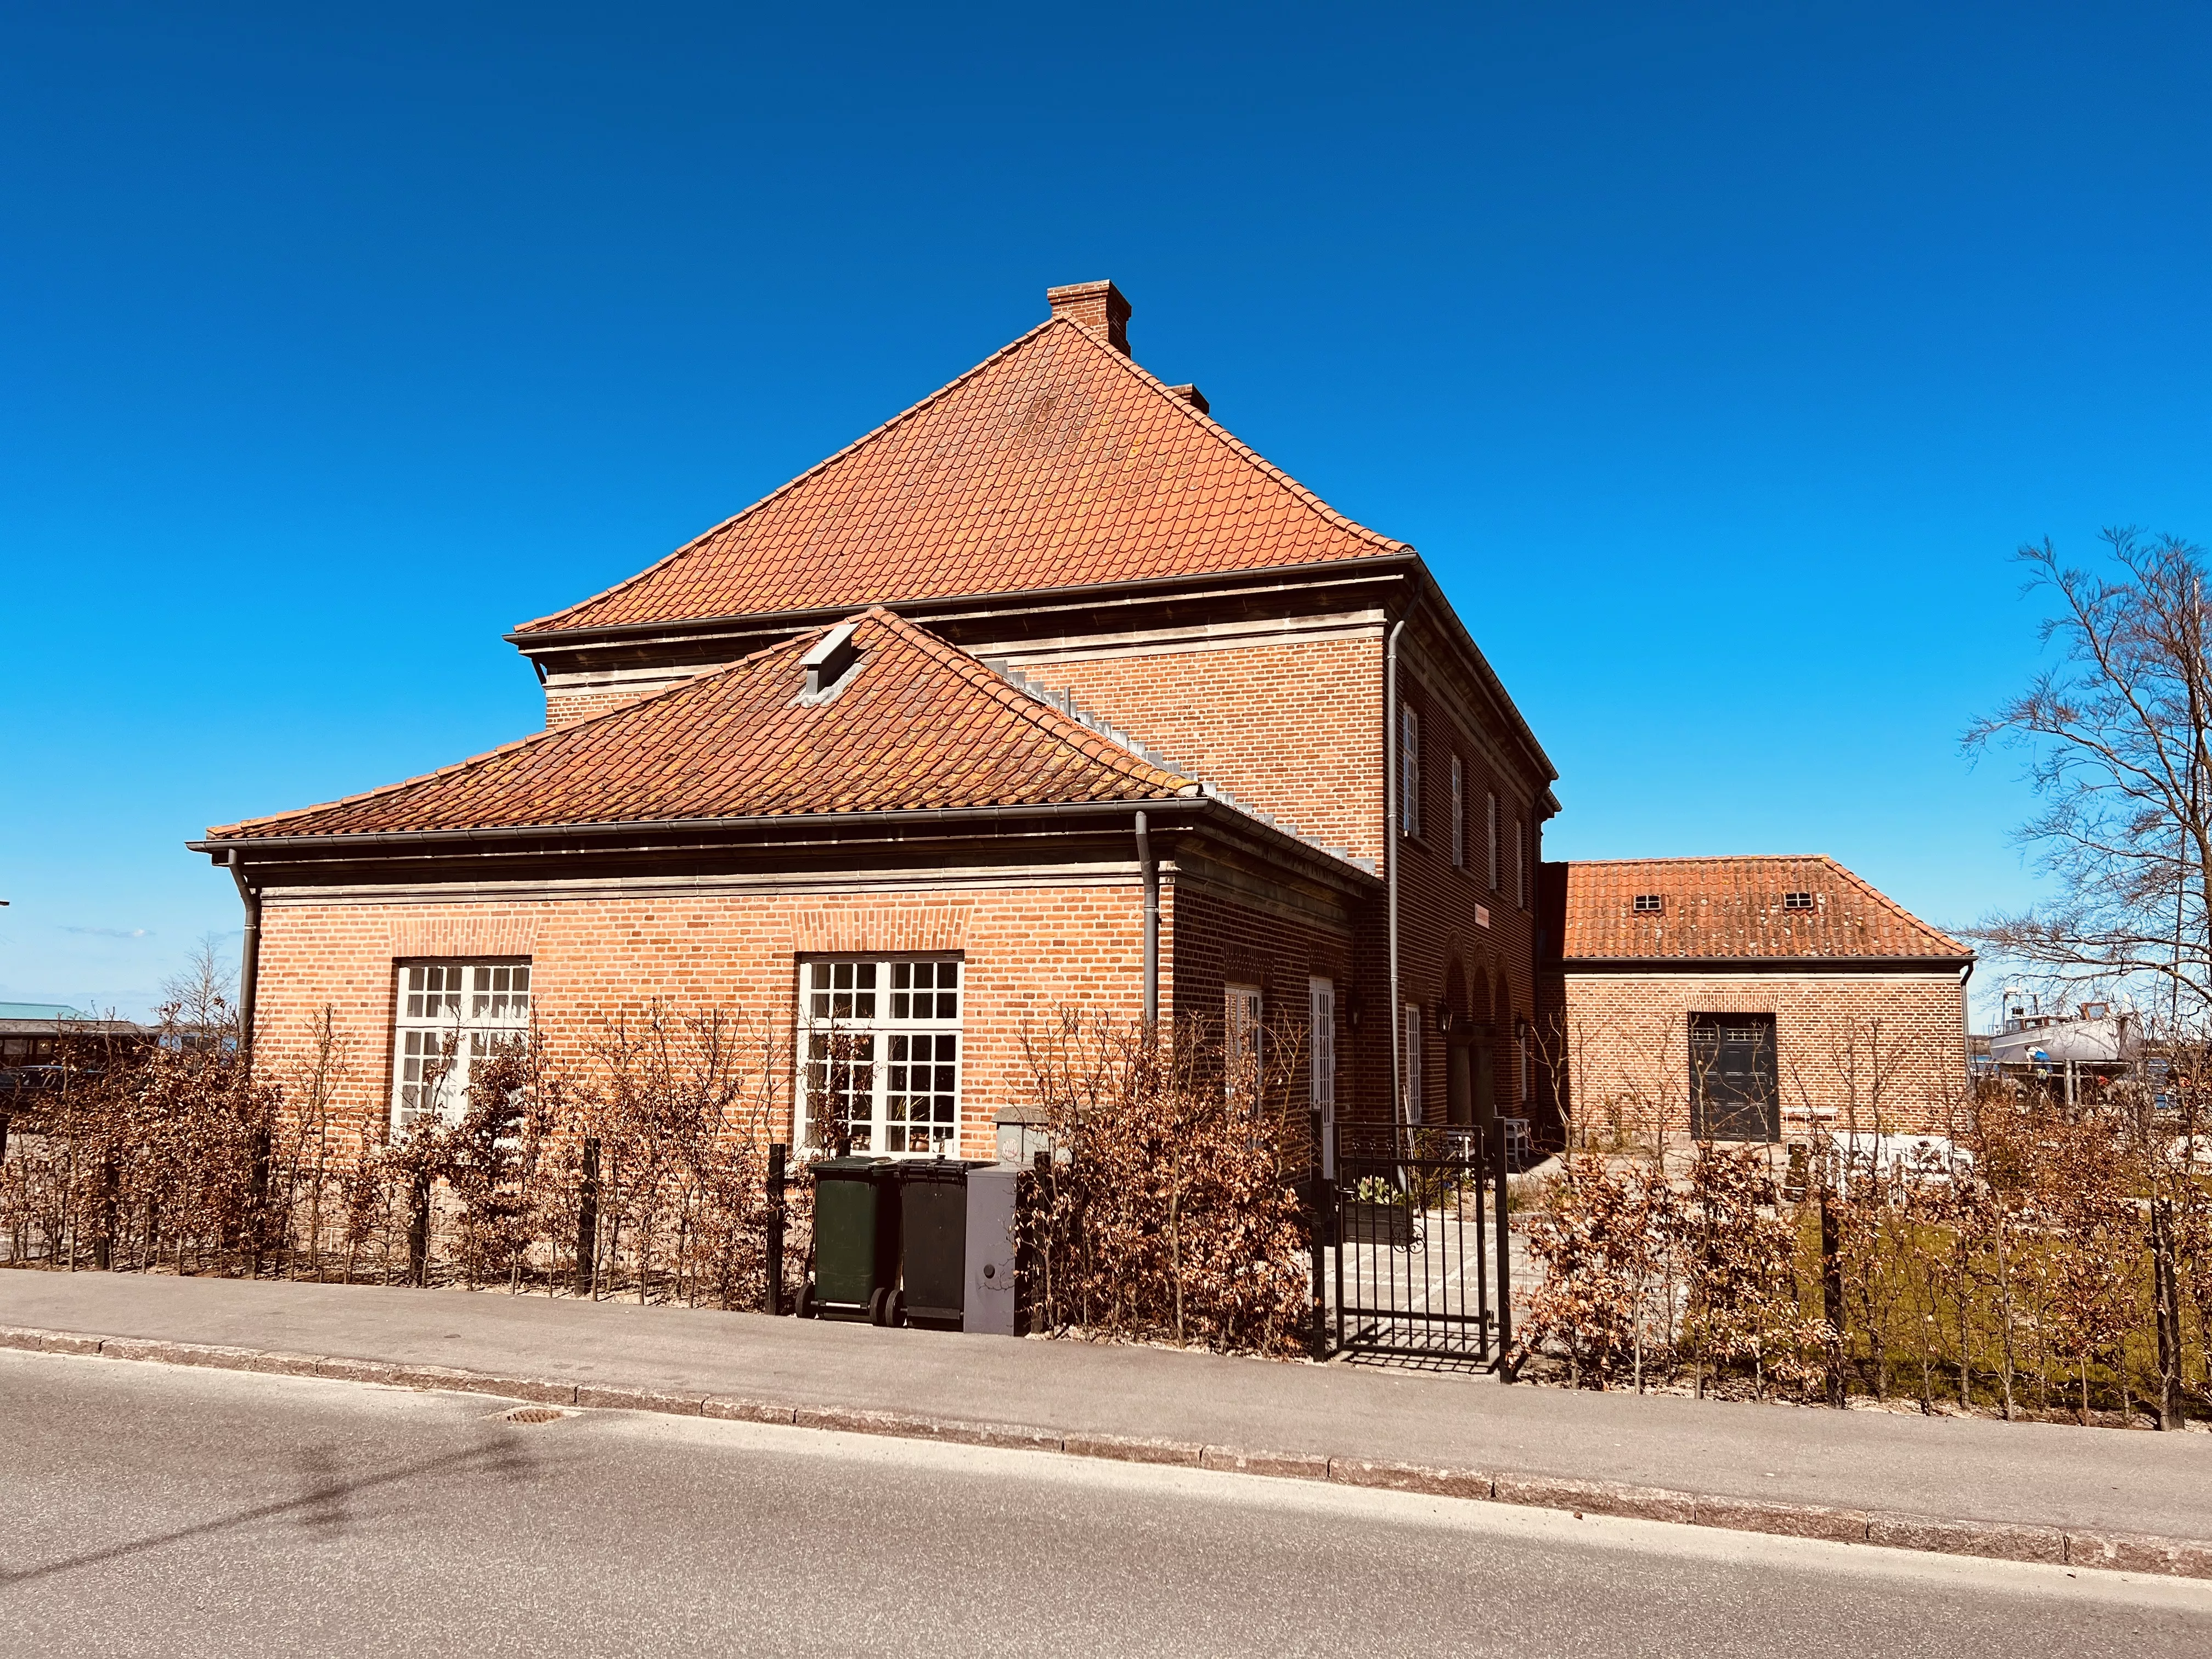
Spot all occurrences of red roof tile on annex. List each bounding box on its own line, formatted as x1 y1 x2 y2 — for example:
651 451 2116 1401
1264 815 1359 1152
1556 856 1970 962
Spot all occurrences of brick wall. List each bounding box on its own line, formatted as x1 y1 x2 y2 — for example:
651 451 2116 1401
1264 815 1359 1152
250 882 1153 1160
1388 666 1541 1130
544 678 711 729
545 687 648 727
1163 879 1356 1115
1020 628 1547 1132
1549 968 1971 1139
1020 635 1387 864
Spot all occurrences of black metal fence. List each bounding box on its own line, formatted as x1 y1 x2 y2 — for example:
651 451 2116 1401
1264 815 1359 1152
1323 1127 1511 1366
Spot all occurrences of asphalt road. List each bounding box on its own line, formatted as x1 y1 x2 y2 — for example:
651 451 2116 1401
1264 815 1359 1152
4 1351 2208 1658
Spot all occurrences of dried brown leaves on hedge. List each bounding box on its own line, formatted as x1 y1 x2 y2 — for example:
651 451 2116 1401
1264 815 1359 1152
1020 1013 1313 1358
1 1002 796 1311
1515 1073 2212 1423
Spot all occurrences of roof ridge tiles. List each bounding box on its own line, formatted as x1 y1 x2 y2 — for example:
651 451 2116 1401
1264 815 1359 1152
861 607 1194 798
207 607 1200 841
206 627 819 837
1554 854 1970 963
984 654 1376 876
1065 323 1408 556
509 323 1065 636
1562 854 1831 867
512 313 1410 638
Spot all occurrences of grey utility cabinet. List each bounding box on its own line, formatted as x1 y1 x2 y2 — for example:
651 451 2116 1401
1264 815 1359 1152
962 1165 1023 1336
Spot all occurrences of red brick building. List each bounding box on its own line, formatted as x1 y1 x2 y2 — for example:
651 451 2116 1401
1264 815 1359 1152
195 282 1560 1160
1536 856 1975 1141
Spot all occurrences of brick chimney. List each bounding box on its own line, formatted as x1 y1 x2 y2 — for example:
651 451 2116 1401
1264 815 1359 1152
1046 280 1131 356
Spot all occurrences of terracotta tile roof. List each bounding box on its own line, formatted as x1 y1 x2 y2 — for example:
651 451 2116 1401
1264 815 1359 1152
208 609 1198 839
1554 857 1971 963
513 315 1408 636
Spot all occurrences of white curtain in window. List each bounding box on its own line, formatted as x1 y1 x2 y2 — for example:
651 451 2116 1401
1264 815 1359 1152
1399 707 1420 838
1402 1003 1424 1125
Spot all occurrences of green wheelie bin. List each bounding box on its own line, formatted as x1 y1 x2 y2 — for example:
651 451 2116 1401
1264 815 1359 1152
799 1156 903 1325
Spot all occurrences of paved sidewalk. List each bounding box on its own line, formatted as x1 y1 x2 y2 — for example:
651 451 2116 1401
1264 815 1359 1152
5 1269 2208 1547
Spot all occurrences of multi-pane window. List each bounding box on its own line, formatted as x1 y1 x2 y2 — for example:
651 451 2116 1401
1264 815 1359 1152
1306 979 1335 1113
1449 758 1465 868
1399 707 1421 839
1310 978 1336 1178
1517 816 1528 909
1486 791 1500 891
391 961 531 1130
1402 1004 1424 1125
1224 983 1262 1092
800 958 963 1156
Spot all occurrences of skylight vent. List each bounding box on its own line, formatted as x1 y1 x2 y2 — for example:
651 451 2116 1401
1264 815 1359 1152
799 624 861 699
1632 894 1663 914
1782 891 1815 911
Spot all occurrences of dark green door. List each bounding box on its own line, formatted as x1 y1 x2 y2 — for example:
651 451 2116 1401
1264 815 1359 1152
1690 1014 1779 1141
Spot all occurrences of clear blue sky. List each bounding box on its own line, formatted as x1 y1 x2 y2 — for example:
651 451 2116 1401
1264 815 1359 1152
5 3 2208 1020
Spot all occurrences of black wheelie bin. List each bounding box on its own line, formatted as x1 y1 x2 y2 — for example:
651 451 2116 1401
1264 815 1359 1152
801 1156 902 1324
895 1158 991 1329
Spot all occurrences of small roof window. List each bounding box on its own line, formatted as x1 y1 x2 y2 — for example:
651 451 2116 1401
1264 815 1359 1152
1632 894 1663 914
1782 891 1815 911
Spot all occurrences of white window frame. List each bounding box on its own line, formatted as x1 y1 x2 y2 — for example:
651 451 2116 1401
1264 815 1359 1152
1225 983 1263 1093
1517 814 1528 909
1486 791 1500 891
390 959 532 1131
1402 1003 1424 1125
1400 707 1421 839
1307 978 1335 1114
1310 977 1337 1179
799 956 964 1157
1449 757 1465 868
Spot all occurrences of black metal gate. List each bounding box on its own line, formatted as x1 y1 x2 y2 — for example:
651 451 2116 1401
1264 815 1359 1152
1328 1127 1511 1365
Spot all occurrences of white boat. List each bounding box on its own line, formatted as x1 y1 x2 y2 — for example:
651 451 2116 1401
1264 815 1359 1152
1985 989 2139 1067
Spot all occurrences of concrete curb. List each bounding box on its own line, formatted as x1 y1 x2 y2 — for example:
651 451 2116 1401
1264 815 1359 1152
8 1321 2209 1581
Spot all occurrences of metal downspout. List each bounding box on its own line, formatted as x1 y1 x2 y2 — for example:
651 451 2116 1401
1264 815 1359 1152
1136 810 1159 1029
1386 619 1407 1152
227 851 261 1063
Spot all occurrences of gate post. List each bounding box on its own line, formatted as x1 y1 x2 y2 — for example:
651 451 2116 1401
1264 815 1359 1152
1493 1123 1514 1376
1308 1107 1329 1361
764 1141 787 1316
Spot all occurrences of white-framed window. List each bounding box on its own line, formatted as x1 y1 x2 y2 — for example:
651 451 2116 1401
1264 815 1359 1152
391 960 532 1131
1311 977 1337 1180
800 957 963 1156
1403 1003 1424 1125
1400 706 1421 839
1486 791 1500 891
1517 815 1528 909
1307 978 1335 1114
1449 757 1465 868
1225 983 1263 1091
